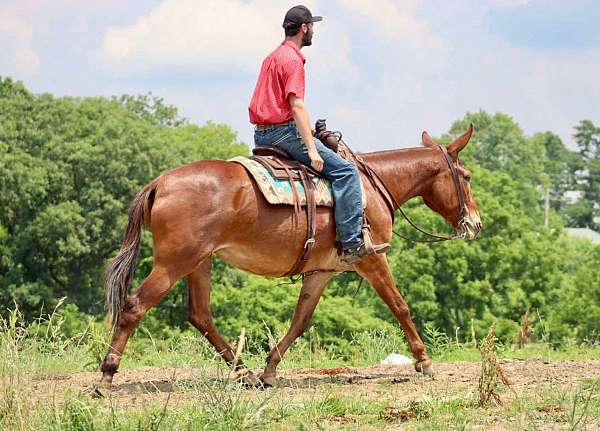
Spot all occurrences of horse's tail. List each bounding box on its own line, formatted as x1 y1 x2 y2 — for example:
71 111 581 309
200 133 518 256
104 179 158 325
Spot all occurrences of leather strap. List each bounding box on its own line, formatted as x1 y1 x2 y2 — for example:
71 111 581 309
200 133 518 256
254 120 294 131
344 142 466 243
439 145 467 220
272 157 302 219
285 165 317 276
249 153 318 275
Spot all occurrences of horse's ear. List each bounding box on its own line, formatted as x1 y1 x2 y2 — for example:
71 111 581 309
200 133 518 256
446 123 473 158
422 131 437 148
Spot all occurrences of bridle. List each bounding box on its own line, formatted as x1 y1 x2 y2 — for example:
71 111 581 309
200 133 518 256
350 142 471 243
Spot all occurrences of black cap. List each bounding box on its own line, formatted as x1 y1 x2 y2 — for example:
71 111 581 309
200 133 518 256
282 5 322 29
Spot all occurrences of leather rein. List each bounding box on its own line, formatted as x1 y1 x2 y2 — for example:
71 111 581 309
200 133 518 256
346 140 469 244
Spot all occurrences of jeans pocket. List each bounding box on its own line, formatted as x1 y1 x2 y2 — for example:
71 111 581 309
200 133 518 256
271 132 292 147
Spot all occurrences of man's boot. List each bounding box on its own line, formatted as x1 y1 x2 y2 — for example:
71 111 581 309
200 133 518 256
340 228 390 265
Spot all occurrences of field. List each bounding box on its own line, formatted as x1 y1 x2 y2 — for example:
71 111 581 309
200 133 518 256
25 359 600 430
2 313 600 430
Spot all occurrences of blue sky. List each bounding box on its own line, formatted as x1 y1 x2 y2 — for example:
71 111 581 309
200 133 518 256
1 0 599 151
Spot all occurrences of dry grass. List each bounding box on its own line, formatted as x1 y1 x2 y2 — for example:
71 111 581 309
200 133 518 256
478 322 512 407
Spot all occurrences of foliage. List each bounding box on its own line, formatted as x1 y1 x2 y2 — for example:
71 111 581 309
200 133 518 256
570 119 600 229
0 76 247 318
1 77 599 357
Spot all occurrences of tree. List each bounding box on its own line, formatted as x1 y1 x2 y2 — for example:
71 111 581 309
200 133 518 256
447 111 546 213
571 120 600 229
0 76 248 317
2 77 599 351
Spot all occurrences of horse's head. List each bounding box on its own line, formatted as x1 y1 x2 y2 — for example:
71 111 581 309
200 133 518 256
420 124 481 240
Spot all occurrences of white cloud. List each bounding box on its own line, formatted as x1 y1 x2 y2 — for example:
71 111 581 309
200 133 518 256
0 0 596 154
0 4 40 77
14 47 41 75
336 0 443 50
0 13 33 39
489 0 530 8
309 22 360 87
101 0 318 72
290 1 600 152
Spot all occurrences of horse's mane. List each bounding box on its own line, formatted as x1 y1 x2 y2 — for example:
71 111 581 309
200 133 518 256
361 146 439 173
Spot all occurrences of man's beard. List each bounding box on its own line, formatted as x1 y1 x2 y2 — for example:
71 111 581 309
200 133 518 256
302 29 313 47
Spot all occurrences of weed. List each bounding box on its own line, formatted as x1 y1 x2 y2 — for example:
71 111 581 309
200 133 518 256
518 310 531 349
566 380 600 430
478 323 512 407
424 323 452 357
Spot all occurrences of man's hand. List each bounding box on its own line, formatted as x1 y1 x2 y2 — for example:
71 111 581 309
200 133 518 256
308 148 324 172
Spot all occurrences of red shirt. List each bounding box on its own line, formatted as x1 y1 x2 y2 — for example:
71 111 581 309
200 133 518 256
248 40 306 125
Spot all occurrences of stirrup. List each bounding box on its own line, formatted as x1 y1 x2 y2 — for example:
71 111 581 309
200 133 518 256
340 229 390 265
361 228 390 255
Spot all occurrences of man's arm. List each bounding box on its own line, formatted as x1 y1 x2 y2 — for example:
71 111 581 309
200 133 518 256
289 94 324 172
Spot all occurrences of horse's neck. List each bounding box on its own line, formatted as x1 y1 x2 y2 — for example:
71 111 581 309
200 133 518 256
362 148 441 205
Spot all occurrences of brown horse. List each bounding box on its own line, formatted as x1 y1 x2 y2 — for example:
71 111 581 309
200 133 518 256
99 125 481 387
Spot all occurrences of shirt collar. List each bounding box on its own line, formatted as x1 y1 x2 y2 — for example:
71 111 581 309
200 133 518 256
282 39 306 63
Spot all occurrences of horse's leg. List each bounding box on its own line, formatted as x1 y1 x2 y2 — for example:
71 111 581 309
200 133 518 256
260 271 334 386
187 258 257 384
355 254 433 376
100 265 173 385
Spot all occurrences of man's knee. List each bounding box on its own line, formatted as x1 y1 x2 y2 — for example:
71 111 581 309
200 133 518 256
323 158 359 183
343 160 360 179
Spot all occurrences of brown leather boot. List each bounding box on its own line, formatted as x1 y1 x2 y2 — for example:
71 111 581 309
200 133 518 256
340 228 390 265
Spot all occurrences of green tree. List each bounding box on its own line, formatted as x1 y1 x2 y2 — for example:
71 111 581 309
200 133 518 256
0 76 247 317
530 131 579 213
2 77 599 352
571 120 600 229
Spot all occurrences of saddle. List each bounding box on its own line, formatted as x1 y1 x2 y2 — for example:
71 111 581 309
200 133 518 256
251 146 319 276
249 123 350 276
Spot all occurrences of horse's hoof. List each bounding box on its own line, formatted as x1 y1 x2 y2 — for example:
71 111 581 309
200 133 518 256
415 360 434 378
241 372 261 388
231 368 260 387
85 384 111 399
259 374 277 388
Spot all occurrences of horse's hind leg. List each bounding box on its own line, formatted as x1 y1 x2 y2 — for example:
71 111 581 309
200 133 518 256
100 266 173 385
260 271 334 387
187 258 257 384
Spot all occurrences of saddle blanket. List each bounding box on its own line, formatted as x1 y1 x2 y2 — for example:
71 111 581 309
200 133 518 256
230 156 367 208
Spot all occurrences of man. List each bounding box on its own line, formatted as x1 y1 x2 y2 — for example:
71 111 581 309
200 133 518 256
248 5 389 264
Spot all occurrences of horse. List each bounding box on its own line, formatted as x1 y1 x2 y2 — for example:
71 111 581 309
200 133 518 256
99 124 481 387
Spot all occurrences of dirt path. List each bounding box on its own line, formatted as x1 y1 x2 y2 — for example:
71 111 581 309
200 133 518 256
29 358 600 405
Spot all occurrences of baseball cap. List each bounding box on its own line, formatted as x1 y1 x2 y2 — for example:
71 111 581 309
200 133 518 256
282 5 323 29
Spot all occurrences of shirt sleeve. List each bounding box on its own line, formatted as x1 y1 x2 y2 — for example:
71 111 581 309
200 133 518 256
283 58 305 100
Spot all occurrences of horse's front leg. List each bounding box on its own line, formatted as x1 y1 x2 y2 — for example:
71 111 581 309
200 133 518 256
260 271 334 387
355 253 433 376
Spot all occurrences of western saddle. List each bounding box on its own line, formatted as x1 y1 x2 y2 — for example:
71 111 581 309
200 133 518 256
250 126 347 276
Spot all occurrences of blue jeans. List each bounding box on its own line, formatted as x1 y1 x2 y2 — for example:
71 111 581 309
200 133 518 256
254 123 363 249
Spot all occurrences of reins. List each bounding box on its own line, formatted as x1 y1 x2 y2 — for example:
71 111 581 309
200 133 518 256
338 135 468 244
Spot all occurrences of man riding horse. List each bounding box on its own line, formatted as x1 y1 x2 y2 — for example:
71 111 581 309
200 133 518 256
97 4 482 391
249 5 390 264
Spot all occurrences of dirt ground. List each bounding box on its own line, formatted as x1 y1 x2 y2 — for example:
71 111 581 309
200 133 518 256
28 358 600 408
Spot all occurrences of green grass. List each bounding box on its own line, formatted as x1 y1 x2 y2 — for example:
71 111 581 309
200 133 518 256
1 308 600 430
4 376 597 430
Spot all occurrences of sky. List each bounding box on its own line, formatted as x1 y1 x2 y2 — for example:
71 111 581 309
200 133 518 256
1 0 599 151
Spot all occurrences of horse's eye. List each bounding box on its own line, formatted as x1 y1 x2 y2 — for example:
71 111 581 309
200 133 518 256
464 175 471 183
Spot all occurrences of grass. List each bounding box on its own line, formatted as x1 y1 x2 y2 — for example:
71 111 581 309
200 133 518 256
5 375 597 430
1 308 599 430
